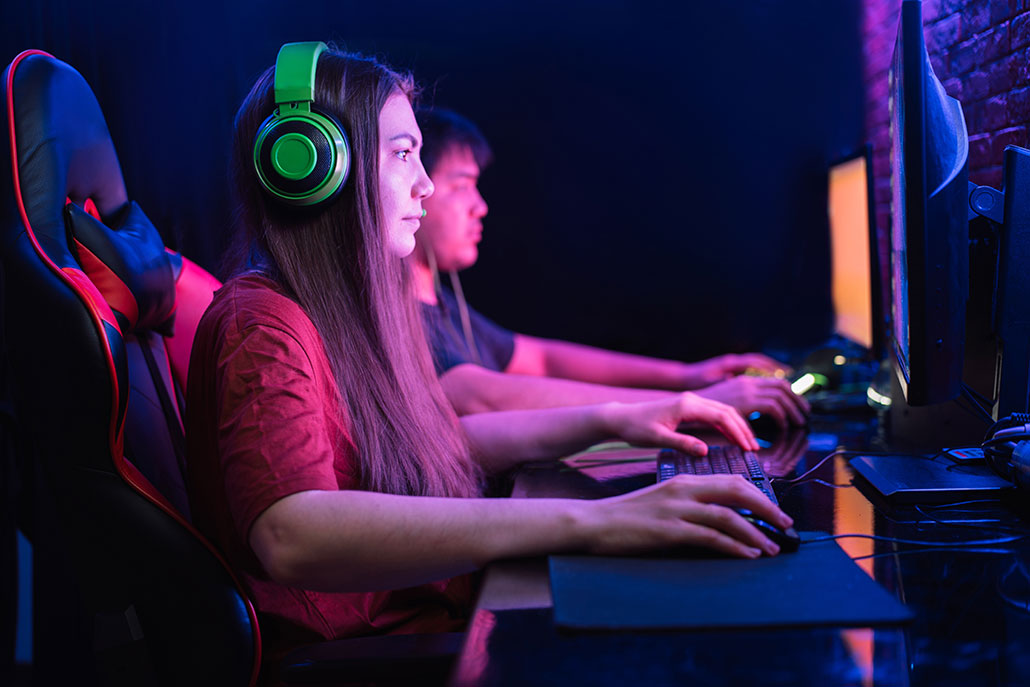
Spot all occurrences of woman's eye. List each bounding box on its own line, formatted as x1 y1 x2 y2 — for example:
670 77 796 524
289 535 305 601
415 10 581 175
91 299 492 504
395 149 411 161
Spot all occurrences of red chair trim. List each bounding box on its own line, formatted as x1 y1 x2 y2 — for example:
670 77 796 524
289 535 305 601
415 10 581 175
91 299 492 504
7 50 123 461
65 195 102 221
83 197 100 220
161 339 184 427
72 238 140 328
59 266 123 333
6 49 261 686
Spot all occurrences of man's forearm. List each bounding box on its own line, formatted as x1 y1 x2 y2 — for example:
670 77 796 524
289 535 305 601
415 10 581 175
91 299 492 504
518 336 696 389
440 363 673 415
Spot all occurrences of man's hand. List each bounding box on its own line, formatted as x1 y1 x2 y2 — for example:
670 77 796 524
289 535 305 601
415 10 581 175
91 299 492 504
684 353 790 388
695 376 810 429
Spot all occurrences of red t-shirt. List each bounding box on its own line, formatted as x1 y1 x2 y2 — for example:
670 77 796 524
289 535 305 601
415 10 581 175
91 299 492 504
185 274 473 667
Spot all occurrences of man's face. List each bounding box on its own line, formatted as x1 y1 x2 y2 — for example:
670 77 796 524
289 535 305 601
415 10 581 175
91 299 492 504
415 145 488 271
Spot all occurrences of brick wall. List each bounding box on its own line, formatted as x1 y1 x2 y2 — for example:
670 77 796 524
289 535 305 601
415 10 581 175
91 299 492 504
862 0 1030 279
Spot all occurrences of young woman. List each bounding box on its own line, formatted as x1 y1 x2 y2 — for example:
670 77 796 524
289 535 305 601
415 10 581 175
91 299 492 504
185 45 793 667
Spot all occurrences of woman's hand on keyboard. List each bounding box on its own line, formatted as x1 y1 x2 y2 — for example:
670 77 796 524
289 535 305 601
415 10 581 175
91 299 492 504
600 392 759 454
581 473 792 558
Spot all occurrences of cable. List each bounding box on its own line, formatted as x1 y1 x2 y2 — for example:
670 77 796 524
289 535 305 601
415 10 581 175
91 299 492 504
852 546 1016 562
779 478 853 495
424 242 483 366
424 237 441 295
776 450 1028 551
962 382 995 410
996 561 1030 614
770 449 848 485
771 448 940 487
861 498 1020 548
447 268 482 366
913 503 1030 536
922 498 1003 509
803 532 1027 548
984 412 1030 440
959 383 996 424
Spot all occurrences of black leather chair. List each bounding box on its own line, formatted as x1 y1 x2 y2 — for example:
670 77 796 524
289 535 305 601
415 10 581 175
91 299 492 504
1 49 260 686
1 50 461 687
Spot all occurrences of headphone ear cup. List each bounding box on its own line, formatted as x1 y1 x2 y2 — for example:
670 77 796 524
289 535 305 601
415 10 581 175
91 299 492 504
1011 441 1030 491
253 107 350 207
984 442 1012 481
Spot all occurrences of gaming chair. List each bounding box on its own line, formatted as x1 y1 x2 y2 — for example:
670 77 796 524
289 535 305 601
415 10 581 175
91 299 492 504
0 49 258 686
1 50 461 687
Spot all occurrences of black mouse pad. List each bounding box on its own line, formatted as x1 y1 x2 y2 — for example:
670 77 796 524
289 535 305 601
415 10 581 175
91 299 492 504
549 534 913 630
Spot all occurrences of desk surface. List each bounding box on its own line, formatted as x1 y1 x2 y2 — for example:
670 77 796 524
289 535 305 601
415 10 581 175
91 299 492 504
449 416 1030 687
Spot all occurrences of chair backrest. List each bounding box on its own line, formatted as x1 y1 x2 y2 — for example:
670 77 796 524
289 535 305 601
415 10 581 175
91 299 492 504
1 51 260 686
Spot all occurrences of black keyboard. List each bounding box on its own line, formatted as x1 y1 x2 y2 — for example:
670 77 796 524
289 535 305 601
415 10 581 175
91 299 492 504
657 445 781 506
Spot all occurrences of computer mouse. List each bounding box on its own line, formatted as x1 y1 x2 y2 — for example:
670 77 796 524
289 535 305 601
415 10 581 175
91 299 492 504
748 411 783 440
732 508 801 553
801 346 847 385
747 411 809 443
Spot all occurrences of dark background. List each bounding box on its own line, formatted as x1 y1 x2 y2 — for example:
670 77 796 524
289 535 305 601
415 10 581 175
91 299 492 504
1 0 865 361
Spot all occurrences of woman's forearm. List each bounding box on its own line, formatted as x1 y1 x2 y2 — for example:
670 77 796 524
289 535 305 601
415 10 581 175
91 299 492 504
250 473 794 594
250 489 591 592
459 403 620 473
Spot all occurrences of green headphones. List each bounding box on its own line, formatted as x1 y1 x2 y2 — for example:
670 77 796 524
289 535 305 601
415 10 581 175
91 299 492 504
253 42 350 207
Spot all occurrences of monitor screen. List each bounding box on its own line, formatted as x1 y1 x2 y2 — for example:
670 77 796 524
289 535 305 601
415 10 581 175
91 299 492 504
889 113 910 383
828 152 875 352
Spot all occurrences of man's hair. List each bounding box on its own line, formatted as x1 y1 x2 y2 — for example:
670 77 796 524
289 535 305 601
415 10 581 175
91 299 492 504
416 108 494 176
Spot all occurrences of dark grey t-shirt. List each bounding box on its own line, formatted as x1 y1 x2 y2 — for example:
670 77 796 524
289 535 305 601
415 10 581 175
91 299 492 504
421 287 516 375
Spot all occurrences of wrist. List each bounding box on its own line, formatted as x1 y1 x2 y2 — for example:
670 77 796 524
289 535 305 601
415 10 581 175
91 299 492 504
595 401 626 438
677 361 702 389
564 498 601 552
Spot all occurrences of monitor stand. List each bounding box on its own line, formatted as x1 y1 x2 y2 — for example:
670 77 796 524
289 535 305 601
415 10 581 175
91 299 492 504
850 454 1013 505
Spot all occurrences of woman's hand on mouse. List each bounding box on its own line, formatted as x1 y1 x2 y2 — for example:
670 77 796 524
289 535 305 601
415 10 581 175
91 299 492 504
576 473 792 558
599 393 759 454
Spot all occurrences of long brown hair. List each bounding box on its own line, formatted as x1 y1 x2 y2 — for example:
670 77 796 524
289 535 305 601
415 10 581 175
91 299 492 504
227 49 482 498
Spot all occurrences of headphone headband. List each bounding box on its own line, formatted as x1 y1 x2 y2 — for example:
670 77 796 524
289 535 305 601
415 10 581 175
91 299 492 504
273 42 326 107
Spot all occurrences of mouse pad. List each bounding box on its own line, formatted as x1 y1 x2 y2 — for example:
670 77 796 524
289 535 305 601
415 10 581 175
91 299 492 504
549 534 913 630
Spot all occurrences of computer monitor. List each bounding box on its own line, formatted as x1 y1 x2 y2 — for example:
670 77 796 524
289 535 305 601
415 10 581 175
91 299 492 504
859 134 1030 500
888 0 969 408
984 146 1030 420
851 0 1030 503
828 146 884 361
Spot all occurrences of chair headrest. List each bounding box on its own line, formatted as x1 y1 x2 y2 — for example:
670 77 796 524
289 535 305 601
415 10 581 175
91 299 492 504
5 51 179 335
5 52 128 257
65 200 182 335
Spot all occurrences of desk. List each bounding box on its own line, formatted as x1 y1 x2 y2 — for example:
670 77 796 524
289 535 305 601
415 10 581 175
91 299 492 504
449 416 1030 687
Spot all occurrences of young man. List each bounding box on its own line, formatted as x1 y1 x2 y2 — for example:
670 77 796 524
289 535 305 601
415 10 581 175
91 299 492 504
411 109 808 429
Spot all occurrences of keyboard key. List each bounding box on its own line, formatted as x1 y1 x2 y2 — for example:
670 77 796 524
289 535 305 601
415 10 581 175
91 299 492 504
657 446 781 506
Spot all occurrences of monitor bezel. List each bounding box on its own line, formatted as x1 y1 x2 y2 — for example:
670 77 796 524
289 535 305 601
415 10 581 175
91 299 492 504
828 144 886 362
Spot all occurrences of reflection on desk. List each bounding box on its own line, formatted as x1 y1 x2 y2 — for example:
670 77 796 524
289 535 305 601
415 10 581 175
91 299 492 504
451 416 1030 687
